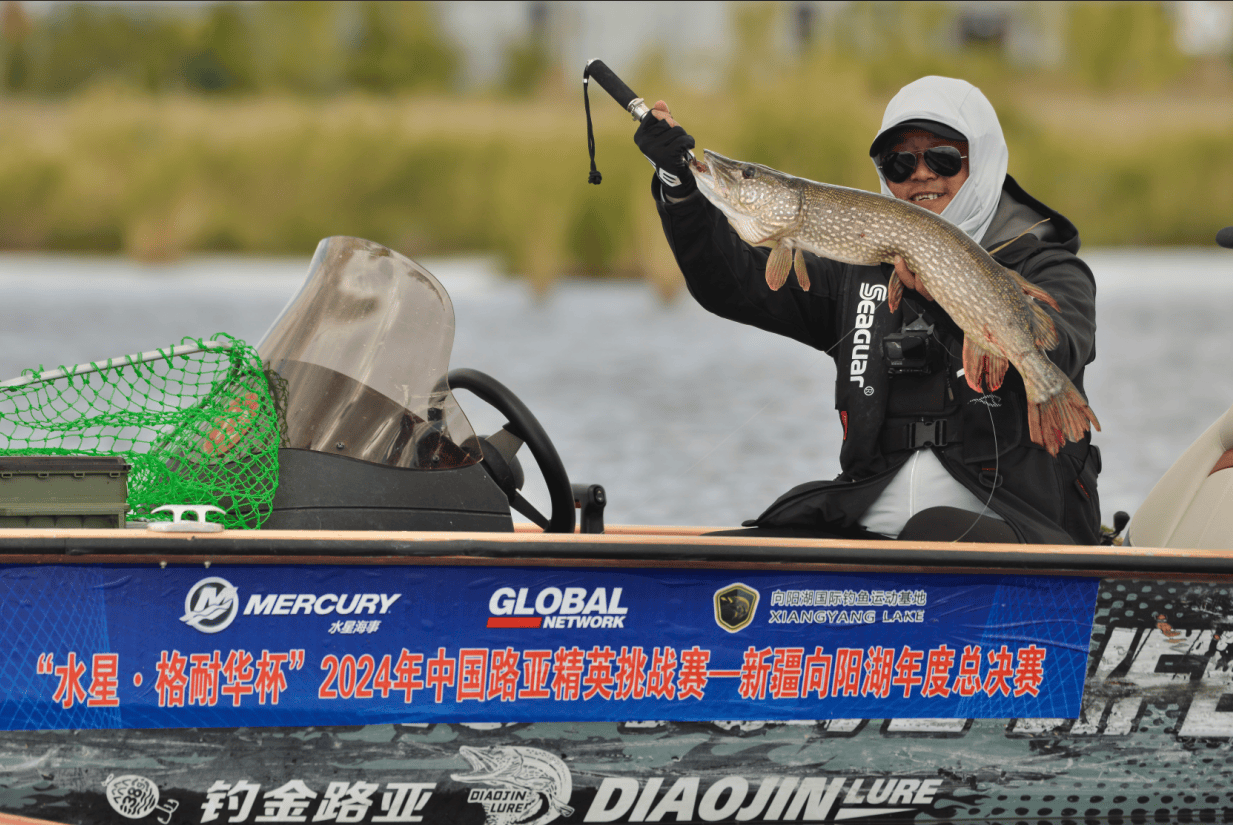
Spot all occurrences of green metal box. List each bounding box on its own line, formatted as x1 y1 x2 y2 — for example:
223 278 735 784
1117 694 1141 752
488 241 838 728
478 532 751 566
0 456 129 528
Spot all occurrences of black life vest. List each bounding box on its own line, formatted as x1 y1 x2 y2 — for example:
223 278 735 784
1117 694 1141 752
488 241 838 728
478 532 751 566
750 244 1101 545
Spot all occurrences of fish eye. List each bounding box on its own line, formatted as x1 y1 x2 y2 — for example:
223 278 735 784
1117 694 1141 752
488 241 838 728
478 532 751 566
742 166 757 179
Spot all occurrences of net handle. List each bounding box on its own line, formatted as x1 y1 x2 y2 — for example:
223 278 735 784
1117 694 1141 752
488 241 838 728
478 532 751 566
0 340 235 390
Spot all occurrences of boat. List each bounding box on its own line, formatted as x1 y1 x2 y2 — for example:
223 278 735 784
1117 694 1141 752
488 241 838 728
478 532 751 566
1 234 1232 825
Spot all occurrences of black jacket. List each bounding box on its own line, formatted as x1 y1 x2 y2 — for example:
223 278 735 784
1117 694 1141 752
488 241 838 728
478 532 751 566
654 174 1101 544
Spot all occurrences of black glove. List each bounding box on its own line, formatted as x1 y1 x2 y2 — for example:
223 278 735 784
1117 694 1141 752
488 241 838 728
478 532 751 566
634 115 696 197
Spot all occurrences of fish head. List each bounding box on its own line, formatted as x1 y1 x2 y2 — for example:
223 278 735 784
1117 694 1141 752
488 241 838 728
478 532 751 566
691 150 804 244
453 745 522 784
719 590 752 621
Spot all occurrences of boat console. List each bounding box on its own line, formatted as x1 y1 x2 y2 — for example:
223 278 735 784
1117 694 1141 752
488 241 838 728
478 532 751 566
257 236 584 534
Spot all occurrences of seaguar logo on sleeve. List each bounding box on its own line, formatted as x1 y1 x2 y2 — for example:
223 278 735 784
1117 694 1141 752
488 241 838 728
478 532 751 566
453 746 574 825
850 282 886 389
180 577 239 634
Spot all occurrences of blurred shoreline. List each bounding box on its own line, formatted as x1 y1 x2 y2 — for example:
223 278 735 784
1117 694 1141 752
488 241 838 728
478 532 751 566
3 86 1231 283
1 2 1231 295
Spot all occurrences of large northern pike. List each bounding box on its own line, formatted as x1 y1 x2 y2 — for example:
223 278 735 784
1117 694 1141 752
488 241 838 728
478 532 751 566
690 149 1099 456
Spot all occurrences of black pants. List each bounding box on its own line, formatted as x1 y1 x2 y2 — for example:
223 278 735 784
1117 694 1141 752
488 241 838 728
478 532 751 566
706 506 1019 543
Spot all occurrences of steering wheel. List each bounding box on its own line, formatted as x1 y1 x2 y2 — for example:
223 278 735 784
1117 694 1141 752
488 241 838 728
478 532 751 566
447 368 575 533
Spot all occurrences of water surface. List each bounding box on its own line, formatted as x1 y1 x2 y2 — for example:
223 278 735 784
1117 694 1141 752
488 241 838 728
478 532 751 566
1 248 1229 530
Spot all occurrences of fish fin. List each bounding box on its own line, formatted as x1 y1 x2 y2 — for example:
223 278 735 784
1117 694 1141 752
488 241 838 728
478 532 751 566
1029 300 1059 350
1008 268 1061 312
962 335 1009 393
1028 381 1101 457
765 243 791 291
887 272 904 313
985 352 1009 391
1006 268 1060 349
793 248 810 290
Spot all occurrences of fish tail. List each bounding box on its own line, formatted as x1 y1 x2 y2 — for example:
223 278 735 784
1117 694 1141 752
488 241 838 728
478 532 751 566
1028 381 1101 457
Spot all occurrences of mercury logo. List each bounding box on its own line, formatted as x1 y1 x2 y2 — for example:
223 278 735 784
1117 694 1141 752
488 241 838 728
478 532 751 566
180 576 239 634
849 282 886 389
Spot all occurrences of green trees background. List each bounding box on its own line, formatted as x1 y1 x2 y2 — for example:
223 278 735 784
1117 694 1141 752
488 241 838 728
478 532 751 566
1 2 460 96
0 1 1230 292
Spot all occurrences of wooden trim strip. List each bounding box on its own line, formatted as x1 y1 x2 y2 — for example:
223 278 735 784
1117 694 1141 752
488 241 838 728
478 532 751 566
0 526 1231 575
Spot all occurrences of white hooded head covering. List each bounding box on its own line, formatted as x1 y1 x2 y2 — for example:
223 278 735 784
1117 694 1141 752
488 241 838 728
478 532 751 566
870 76 1008 244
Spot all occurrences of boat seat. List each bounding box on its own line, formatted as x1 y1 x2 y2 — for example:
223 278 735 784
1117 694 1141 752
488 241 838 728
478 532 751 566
1126 403 1233 549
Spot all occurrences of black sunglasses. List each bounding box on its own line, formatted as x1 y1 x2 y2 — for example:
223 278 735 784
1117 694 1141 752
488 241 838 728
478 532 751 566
879 146 967 184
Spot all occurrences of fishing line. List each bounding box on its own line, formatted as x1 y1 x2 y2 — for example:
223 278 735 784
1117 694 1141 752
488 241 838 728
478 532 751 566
925 327 1000 544
987 219 1050 256
656 276 870 493
950 396 999 543
928 222 1052 543
822 321 864 357
652 290 920 500
668 280 875 485
931 218 1059 544
669 394 783 482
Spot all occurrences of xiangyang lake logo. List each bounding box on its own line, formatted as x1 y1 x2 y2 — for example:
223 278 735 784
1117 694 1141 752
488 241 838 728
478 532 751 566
714 583 759 633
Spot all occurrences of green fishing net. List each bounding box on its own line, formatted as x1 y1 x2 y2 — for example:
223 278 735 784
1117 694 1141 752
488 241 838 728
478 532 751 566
0 334 281 528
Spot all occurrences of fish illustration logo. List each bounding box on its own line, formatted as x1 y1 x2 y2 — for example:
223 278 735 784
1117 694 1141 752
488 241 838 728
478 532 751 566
453 745 574 825
714 583 759 633
103 774 179 823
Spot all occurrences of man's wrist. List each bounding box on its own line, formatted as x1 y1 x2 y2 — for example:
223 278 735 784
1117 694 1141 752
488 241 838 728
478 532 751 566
652 173 699 205
653 164 690 189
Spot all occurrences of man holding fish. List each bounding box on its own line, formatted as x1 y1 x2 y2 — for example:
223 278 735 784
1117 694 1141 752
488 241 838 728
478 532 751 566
635 76 1100 545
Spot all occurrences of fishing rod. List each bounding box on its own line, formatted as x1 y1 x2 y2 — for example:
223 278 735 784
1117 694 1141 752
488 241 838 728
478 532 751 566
582 58 694 184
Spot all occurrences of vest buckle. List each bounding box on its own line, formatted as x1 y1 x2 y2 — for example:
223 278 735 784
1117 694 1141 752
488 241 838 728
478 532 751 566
909 419 949 449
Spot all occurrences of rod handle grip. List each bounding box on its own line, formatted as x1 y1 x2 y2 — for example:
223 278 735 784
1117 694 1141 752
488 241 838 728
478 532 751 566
584 59 649 120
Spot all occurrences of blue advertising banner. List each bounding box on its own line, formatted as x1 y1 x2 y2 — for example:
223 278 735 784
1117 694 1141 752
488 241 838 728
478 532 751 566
0 564 1099 730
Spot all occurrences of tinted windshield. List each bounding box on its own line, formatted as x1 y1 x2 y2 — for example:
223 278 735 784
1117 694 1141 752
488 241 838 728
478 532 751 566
258 236 481 470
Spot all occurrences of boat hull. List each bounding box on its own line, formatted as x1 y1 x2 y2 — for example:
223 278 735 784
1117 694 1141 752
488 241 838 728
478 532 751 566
0 529 1229 824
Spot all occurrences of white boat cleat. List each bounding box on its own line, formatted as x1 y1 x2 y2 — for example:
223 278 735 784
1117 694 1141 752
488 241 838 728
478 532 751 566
148 504 225 533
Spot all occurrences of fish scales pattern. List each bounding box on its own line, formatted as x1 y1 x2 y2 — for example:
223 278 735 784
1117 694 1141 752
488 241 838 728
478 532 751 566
690 150 1098 455
806 186 1041 368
